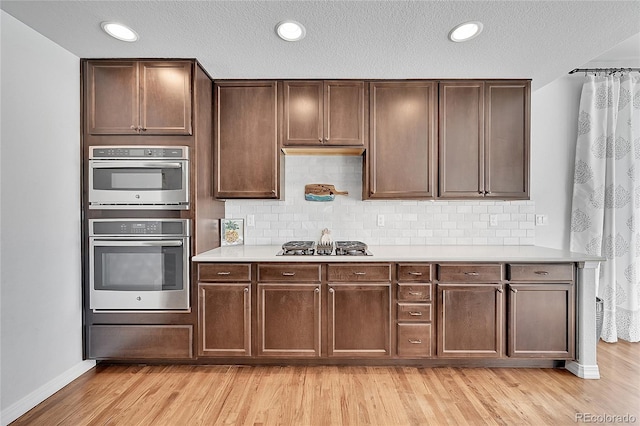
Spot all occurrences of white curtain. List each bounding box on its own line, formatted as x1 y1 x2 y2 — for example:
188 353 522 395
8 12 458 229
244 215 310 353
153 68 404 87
570 71 640 343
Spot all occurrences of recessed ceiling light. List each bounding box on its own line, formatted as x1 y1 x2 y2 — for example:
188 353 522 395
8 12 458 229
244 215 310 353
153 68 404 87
448 21 483 42
276 20 306 42
101 22 138 42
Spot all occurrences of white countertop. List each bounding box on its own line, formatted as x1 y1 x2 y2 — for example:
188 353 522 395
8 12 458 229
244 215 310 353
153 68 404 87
192 245 604 263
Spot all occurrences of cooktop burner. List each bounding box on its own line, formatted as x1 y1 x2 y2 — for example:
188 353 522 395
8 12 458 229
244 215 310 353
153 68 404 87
278 240 372 256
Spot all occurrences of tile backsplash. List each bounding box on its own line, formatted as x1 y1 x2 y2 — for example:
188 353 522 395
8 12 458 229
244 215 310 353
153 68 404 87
225 156 535 246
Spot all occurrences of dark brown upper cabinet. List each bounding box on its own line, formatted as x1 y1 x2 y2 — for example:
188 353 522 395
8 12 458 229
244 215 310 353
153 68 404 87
282 81 366 147
85 60 193 135
438 80 530 199
365 81 437 199
214 81 280 199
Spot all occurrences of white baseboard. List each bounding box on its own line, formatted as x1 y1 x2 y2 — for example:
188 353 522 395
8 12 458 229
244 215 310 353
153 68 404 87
565 361 601 379
1 359 96 426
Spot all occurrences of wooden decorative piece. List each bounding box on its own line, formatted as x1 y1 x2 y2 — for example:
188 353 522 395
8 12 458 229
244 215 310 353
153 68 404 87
304 184 348 202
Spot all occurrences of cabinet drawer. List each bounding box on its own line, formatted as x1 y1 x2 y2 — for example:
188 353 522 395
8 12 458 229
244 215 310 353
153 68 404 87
397 303 432 322
397 323 433 357
508 263 574 281
398 283 432 302
258 264 321 282
89 325 193 359
198 263 251 282
398 264 432 282
327 264 391 282
438 264 502 282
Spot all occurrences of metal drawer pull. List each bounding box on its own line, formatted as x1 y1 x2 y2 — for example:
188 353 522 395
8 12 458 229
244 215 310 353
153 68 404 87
217 271 231 275
464 272 479 276
511 288 518 293
244 287 249 293
353 272 367 275
409 311 423 316
329 288 335 294
408 339 422 344
497 288 504 293
315 288 320 293
408 272 423 276
282 272 296 276
534 271 549 275
408 292 423 296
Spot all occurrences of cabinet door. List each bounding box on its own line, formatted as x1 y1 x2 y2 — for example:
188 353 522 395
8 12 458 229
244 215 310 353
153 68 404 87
508 283 574 358
139 61 193 135
282 81 323 146
324 81 365 146
328 283 391 357
258 283 321 357
437 283 504 357
367 81 436 199
215 81 279 198
484 81 530 199
438 81 484 198
198 283 251 357
86 61 139 135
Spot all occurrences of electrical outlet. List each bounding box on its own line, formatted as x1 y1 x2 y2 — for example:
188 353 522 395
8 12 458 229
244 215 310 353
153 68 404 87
535 214 548 226
247 214 255 227
490 215 498 227
377 214 385 227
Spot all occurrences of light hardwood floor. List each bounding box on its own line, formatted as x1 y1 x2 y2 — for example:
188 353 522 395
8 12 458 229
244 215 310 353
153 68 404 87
12 341 639 425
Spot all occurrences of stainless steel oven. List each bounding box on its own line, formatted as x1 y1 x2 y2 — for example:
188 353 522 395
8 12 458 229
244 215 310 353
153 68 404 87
88 146 189 209
89 219 190 311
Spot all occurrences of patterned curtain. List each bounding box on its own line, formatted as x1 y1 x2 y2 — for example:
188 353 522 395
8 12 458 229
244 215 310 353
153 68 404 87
570 72 640 343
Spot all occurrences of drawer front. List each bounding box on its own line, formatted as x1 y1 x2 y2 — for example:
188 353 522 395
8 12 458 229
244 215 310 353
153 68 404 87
438 264 502 282
398 264 432 282
508 263 574 282
89 325 193 359
198 263 251 282
397 303 432 322
398 283 432 302
397 323 433 357
327 264 391 282
258 264 321 282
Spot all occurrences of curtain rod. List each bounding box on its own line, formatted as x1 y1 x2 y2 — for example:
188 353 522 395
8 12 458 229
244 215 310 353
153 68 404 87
568 67 640 74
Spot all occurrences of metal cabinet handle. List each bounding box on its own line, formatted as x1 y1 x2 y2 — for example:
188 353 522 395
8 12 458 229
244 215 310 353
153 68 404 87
511 288 518 293
409 312 423 316
535 271 549 275
282 272 296 276
464 272 479 276
408 292 422 296
244 287 249 293
140 127 147 132
315 288 320 293
130 125 137 130
329 288 334 294
408 339 422 344
353 272 366 275
217 271 231 275
497 287 504 293
407 272 423 276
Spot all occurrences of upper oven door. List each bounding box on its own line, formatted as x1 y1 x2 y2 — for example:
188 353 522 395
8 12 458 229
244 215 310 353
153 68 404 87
89 237 190 310
88 160 189 209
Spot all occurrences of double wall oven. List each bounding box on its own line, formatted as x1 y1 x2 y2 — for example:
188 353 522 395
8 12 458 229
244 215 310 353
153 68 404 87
87 146 191 312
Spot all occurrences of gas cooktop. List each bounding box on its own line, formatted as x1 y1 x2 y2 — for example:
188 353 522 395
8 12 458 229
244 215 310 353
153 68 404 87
278 240 372 256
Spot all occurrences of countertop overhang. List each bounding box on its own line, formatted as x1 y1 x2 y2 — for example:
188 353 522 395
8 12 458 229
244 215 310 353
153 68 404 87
192 245 604 263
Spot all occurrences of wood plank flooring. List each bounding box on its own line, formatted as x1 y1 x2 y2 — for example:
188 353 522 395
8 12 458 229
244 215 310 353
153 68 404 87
12 341 639 425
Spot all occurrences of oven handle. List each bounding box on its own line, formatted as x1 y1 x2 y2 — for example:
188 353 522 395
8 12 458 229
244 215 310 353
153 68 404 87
91 240 183 247
91 162 183 169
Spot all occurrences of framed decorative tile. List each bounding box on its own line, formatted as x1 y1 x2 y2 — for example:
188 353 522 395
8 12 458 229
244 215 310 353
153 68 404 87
221 218 244 246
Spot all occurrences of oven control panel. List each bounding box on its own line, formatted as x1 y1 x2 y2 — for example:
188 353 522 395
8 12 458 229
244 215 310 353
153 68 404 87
89 219 190 237
89 146 188 159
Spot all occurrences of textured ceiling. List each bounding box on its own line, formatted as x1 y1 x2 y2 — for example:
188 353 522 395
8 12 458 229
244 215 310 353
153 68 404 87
1 1 639 90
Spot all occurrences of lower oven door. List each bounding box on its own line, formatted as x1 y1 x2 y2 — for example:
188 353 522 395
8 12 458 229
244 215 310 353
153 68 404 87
89 238 190 311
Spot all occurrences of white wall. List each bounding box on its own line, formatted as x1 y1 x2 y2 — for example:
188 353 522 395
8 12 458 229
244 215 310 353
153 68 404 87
0 11 94 425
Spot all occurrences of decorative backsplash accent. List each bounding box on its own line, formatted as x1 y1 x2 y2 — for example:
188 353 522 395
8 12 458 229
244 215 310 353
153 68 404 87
225 156 535 246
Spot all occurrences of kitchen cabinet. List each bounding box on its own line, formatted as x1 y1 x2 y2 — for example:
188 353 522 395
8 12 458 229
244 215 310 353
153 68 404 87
507 263 575 359
257 264 322 357
282 80 366 147
396 264 434 358
437 264 504 357
85 60 192 135
327 264 392 357
214 81 280 199
438 80 530 199
197 264 252 357
366 81 437 199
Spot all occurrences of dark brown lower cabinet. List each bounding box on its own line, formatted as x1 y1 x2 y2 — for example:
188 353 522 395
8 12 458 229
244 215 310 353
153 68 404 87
507 283 575 358
328 283 391 357
257 283 321 357
437 283 504 357
198 283 251 357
